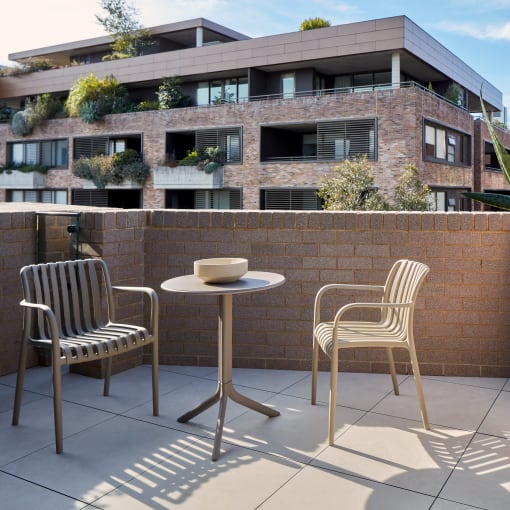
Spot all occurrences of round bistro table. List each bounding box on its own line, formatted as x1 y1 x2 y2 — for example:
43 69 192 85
161 271 286 461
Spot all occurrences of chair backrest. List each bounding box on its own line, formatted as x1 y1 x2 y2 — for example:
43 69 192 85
381 259 430 331
20 259 115 340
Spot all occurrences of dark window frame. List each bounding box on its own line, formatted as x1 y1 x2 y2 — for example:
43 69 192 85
423 120 471 166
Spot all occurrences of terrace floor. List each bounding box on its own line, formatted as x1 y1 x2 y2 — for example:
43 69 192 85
0 364 509 509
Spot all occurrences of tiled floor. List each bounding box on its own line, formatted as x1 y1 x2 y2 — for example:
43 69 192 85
0 365 509 509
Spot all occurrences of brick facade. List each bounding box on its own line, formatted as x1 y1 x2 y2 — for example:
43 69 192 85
2 86 508 210
2 205 510 378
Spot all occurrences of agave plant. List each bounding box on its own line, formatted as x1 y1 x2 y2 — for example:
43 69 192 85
463 88 510 209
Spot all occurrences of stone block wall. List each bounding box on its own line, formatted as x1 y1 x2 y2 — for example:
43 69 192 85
146 209 510 378
1 206 510 378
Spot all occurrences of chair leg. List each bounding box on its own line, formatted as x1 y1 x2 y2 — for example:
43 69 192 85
12 336 29 426
328 348 339 446
311 335 319 405
103 357 112 397
387 348 399 395
52 362 64 454
152 342 159 416
408 347 430 430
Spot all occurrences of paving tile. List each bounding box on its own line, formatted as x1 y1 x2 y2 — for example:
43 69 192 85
91 439 301 510
373 377 500 431
0 471 87 510
215 393 365 463
257 464 434 510
283 371 404 411
311 413 473 495
440 433 510 510
3 415 202 504
479 390 510 439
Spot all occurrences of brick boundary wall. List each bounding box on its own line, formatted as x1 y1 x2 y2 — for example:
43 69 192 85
1 207 510 378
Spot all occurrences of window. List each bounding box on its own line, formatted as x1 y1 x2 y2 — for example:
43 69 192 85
9 189 67 204
196 77 249 105
317 119 377 161
428 188 470 211
167 127 243 164
424 121 470 165
282 73 295 98
8 139 68 168
260 188 322 210
73 135 142 159
335 72 393 92
165 189 242 209
260 119 376 162
484 141 510 171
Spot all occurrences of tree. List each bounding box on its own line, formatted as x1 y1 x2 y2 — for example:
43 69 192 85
317 156 388 210
392 164 431 211
299 17 331 31
96 0 152 59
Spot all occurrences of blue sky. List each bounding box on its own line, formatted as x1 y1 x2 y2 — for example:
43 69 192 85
1 0 509 110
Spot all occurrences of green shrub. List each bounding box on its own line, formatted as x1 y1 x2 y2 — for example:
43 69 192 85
157 77 190 109
136 100 159 111
392 164 431 211
0 162 48 174
11 111 32 136
317 155 388 210
177 149 201 166
65 73 130 122
299 17 331 31
72 149 149 188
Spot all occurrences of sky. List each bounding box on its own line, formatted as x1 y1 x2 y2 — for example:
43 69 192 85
1 0 509 110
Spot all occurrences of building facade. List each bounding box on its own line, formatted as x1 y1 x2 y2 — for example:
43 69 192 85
0 16 509 211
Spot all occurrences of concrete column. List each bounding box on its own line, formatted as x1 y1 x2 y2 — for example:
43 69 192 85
196 27 203 47
391 52 400 87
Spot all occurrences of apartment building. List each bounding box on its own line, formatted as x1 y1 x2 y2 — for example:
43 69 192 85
0 15 509 211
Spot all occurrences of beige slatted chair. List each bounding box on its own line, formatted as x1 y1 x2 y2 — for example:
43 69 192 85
311 259 430 445
12 258 159 453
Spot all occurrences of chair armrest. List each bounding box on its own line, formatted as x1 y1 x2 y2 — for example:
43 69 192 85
112 286 159 335
333 301 412 327
314 284 385 327
19 299 61 343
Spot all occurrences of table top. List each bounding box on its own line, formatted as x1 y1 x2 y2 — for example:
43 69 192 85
161 271 285 296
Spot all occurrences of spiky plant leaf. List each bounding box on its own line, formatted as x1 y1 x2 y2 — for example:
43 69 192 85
463 192 510 211
480 87 510 185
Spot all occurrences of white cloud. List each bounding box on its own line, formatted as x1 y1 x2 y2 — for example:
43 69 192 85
436 21 510 41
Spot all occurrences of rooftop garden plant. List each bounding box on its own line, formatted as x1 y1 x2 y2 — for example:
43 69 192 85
10 93 64 136
72 148 149 188
65 73 132 123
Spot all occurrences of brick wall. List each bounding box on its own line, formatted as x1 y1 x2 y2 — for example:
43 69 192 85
2 206 510 378
4 86 506 210
146 209 510 378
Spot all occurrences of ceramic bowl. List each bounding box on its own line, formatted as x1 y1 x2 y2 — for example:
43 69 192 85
194 257 248 283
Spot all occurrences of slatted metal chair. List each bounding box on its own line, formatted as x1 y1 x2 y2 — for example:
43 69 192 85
311 259 430 445
12 258 159 453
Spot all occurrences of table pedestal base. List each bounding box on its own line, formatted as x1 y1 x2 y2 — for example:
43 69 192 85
178 380 280 461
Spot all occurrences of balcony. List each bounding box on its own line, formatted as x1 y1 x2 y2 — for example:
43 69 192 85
153 165 224 189
0 170 45 189
0 204 509 509
0 363 508 508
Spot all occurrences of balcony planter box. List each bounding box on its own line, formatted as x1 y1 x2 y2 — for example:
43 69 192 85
0 170 45 189
153 165 224 189
81 178 143 189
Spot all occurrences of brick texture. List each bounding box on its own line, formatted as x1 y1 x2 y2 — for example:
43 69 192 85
2 206 510 378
